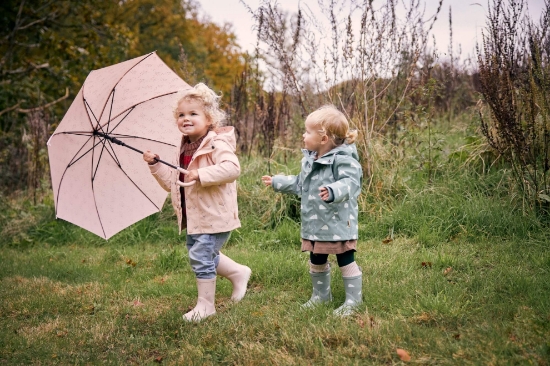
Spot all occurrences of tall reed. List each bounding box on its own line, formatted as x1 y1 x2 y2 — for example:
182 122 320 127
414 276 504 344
477 0 550 214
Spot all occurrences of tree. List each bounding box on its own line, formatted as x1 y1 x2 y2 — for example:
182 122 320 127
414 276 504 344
0 0 246 195
115 0 245 96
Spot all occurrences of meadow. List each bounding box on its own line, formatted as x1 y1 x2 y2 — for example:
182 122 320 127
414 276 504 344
1 119 549 365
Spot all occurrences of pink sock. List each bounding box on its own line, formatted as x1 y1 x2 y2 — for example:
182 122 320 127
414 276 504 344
340 262 361 277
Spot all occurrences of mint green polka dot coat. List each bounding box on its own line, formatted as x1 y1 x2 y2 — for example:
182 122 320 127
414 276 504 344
272 143 362 241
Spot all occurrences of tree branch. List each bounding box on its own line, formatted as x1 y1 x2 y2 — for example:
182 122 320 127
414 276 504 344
17 87 69 114
3 62 50 75
0 103 21 117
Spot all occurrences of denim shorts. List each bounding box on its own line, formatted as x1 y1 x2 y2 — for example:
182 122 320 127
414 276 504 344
186 231 230 279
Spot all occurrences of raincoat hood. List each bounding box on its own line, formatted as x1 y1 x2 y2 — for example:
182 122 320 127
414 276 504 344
205 126 237 152
302 142 359 162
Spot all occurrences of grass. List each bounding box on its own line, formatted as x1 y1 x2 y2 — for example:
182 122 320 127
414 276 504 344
1 232 549 364
1 123 549 364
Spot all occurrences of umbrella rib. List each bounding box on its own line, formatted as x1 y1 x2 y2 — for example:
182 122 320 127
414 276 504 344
84 99 101 131
94 52 155 124
92 136 109 182
68 138 103 167
52 134 106 239
90 179 108 239
105 89 115 134
95 135 122 172
71 133 96 138
108 133 177 147
89 136 109 239
58 131 94 136
110 51 155 95
95 104 179 147
117 163 161 211
99 91 179 134
108 106 135 135
92 137 161 212
54 162 106 239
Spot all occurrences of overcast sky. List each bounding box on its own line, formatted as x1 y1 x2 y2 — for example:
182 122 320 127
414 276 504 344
197 0 547 60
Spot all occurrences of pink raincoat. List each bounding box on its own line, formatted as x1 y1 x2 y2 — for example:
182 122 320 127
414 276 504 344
148 126 241 234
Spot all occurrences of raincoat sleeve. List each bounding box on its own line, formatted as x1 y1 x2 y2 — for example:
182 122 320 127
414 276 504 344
149 162 173 192
324 156 362 203
198 140 240 187
272 174 302 196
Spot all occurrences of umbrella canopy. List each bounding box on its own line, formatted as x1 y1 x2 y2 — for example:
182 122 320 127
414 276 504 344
47 52 190 239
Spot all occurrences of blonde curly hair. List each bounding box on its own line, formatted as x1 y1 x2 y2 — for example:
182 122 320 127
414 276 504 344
173 83 226 130
307 105 357 145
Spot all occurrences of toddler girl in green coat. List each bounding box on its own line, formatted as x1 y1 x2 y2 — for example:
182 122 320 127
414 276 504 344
261 105 363 316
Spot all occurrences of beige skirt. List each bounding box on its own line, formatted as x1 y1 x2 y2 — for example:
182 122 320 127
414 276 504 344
301 239 357 254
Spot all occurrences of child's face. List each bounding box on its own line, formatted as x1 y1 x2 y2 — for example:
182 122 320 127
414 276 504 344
176 98 211 142
303 118 324 153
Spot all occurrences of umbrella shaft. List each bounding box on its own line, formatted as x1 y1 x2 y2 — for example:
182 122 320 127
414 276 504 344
93 130 178 170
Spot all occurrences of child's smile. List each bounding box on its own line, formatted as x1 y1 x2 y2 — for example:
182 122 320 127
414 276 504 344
176 99 211 142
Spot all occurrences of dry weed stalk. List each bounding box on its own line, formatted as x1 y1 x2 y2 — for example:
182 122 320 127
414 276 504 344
477 0 550 212
241 0 442 182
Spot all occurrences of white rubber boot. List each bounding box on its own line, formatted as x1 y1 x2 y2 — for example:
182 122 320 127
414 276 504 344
183 278 216 322
216 253 252 302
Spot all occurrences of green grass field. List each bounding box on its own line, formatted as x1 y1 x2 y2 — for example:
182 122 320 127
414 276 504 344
1 126 549 364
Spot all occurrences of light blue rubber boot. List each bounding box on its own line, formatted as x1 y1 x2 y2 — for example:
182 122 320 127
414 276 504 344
302 267 332 308
334 273 362 316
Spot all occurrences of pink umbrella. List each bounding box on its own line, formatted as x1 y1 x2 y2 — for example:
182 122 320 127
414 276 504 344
48 52 193 240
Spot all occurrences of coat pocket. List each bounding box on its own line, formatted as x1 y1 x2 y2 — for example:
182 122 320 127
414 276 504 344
212 189 229 214
334 200 351 223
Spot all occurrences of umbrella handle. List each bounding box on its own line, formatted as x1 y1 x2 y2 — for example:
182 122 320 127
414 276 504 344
176 167 196 187
176 180 196 187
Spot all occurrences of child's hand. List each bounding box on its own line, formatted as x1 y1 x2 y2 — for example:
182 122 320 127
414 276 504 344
185 169 200 182
261 175 273 186
143 150 159 165
319 187 330 201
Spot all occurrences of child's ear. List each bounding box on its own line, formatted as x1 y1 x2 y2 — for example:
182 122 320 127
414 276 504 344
320 134 330 144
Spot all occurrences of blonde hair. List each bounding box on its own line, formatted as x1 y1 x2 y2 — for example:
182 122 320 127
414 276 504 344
173 83 226 130
307 105 357 145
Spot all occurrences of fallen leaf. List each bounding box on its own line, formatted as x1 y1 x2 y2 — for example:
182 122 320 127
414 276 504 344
453 333 461 340
382 238 393 244
396 348 411 362
126 259 137 267
154 356 163 363
133 299 144 307
443 267 453 276
56 330 68 337
369 316 376 328
421 261 432 268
